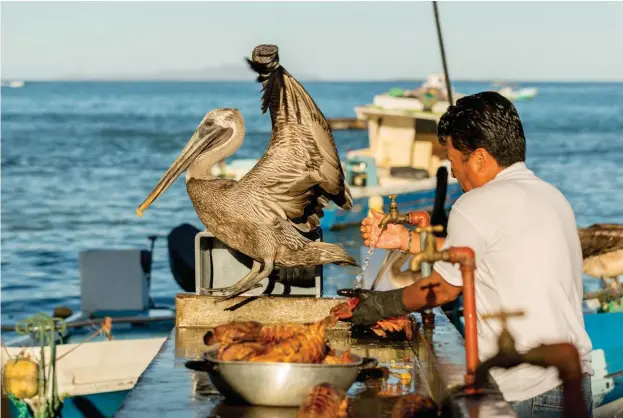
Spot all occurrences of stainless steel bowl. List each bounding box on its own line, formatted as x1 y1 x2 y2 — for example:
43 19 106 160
186 349 377 407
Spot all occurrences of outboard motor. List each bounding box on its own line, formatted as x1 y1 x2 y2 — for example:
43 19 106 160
167 223 200 292
430 166 449 237
429 166 461 316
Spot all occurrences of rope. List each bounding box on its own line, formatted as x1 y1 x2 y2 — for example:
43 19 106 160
2 314 114 418
14 313 66 418
8 393 32 418
56 317 113 362
1 314 174 331
2 338 13 360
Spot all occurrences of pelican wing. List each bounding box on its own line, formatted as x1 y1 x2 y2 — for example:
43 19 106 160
246 123 344 232
578 224 623 259
242 49 352 232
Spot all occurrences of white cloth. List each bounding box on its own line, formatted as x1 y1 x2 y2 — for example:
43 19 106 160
433 162 593 402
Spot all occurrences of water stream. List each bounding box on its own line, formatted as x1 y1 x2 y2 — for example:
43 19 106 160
354 227 384 289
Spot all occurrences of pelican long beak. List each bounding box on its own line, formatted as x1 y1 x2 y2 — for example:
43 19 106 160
136 121 230 217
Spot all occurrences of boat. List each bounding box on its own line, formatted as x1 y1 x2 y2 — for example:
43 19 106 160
1 80 25 88
497 85 538 101
368 73 464 114
341 74 463 230
1 233 180 418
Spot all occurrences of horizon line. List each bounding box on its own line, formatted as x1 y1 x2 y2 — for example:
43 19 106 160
4 78 623 84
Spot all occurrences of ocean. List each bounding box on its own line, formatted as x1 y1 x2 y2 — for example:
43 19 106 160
1 81 622 325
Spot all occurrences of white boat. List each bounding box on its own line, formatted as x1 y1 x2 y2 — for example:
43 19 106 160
1 80 25 88
369 73 464 114
2 235 178 417
497 86 538 101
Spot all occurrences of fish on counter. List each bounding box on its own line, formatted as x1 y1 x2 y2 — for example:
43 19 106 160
297 383 349 418
136 44 357 302
201 305 413 366
204 316 350 364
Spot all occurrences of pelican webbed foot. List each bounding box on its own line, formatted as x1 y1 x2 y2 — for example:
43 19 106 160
215 259 275 303
201 260 262 296
201 283 263 296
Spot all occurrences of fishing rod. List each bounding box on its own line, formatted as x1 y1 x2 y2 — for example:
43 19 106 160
432 1 454 105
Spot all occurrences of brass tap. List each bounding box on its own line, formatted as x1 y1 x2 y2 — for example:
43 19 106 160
378 195 412 229
409 225 447 272
481 310 525 355
474 308 591 418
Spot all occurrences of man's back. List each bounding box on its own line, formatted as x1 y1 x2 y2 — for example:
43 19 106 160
433 162 593 402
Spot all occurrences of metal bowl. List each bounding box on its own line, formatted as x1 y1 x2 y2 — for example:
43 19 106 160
185 349 377 407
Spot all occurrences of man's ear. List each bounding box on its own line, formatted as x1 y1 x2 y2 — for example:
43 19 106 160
470 148 488 173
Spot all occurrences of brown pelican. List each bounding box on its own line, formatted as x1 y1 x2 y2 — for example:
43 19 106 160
136 44 357 301
578 224 623 295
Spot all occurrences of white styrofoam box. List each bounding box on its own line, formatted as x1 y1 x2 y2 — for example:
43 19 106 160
194 230 322 297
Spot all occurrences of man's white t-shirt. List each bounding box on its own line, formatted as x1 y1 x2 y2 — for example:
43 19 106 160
433 162 593 402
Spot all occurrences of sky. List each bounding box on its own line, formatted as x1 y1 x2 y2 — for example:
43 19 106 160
2 1 623 82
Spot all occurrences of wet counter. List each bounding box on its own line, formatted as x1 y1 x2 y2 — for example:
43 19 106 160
114 296 516 417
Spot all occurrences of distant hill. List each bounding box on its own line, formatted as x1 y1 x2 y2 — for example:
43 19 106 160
53 63 320 82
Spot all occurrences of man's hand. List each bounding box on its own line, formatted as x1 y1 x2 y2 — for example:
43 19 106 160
361 210 410 250
331 288 410 326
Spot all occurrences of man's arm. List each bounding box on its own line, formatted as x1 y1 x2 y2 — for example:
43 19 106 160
401 270 462 311
398 230 446 256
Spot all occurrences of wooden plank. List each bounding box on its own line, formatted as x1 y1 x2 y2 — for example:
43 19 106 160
175 294 349 328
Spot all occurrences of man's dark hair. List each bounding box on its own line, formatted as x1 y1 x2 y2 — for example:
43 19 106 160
437 91 526 167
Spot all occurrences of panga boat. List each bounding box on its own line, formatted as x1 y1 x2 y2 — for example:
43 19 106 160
497 85 538 101
1 234 177 418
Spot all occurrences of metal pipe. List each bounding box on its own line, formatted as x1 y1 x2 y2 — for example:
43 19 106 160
413 243 477 385
417 218 435 328
432 1 454 105
448 247 477 385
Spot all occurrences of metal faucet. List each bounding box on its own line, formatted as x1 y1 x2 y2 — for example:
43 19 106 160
378 195 431 229
474 309 590 418
379 195 410 229
409 225 447 272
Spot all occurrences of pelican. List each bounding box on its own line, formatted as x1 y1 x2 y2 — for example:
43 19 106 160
578 224 623 296
136 44 357 302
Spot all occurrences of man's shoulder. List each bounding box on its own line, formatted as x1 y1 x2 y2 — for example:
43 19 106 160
452 168 573 227
451 184 500 215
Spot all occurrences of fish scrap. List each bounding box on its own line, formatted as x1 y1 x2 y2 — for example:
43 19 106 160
297 383 349 418
330 297 414 341
206 316 354 364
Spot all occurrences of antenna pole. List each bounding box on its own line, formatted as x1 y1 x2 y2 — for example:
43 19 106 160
432 1 454 105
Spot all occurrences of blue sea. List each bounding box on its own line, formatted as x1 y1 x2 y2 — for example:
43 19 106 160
1 81 622 326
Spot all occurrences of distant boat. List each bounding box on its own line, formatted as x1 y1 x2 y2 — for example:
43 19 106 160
1 80 25 88
371 73 465 114
497 85 538 101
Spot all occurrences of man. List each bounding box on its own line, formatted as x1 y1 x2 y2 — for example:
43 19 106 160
339 92 593 417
